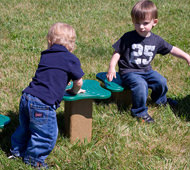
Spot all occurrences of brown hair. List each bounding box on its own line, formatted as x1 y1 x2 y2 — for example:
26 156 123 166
131 0 158 23
47 22 76 52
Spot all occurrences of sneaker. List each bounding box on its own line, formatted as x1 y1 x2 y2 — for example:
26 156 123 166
8 151 21 159
137 114 155 123
34 162 49 170
8 155 17 159
167 98 178 109
24 158 49 170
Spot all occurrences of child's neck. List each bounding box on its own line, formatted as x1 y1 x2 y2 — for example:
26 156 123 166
136 30 151 38
145 32 151 37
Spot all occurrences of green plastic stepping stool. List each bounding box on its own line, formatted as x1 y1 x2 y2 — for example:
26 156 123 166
96 72 124 92
96 72 131 107
63 79 111 143
0 114 10 129
63 79 111 101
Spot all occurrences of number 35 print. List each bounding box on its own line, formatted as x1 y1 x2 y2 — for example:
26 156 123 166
130 44 155 65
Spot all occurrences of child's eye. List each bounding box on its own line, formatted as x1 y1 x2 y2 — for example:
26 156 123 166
144 22 150 25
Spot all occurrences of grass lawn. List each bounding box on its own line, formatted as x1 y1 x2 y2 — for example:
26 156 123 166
0 0 190 169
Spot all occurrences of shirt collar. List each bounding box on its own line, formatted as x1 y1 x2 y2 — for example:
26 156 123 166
41 44 68 54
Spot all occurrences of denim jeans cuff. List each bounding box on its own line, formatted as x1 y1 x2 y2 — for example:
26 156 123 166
132 112 149 118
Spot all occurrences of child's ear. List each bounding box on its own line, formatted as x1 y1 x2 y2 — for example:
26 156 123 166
48 39 52 45
48 40 52 48
153 19 158 26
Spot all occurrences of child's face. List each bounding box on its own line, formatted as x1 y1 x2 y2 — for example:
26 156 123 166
133 17 158 37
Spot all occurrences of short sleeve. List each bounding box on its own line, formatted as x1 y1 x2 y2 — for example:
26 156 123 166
112 33 127 54
69 57 84 80
112 39 121 53
157 37 173 55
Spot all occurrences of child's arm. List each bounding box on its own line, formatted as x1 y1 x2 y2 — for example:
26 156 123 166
106 52 121 82
170 46 190 65
67 78 85 95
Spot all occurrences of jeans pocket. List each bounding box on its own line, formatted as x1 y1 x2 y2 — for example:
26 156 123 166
29 103 49 125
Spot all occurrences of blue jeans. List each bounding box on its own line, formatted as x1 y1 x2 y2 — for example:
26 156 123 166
121 70 168 117
11 93 58 166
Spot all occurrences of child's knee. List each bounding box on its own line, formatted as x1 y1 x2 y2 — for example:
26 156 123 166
132 80 148 94
157 76 167 87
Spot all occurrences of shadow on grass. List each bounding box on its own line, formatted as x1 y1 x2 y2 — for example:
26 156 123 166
0 110 19 154
94 97 131 113
174 95 190 121
56 111 66 136
95 95 190 122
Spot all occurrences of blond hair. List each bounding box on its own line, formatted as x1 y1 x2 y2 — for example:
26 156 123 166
47 22 76 52
131 0 158 23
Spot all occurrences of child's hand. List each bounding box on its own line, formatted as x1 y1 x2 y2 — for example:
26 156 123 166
77 89 86 93
66 88 86 95
67 82 71 86
106 52 120 82
106 69 116 82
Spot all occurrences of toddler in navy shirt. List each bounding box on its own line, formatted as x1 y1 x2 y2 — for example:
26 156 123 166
10 23 85 168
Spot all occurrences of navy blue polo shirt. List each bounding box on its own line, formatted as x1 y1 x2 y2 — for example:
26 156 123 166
23 44 84 107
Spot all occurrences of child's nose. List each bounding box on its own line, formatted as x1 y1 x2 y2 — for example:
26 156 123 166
140 24 144 29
